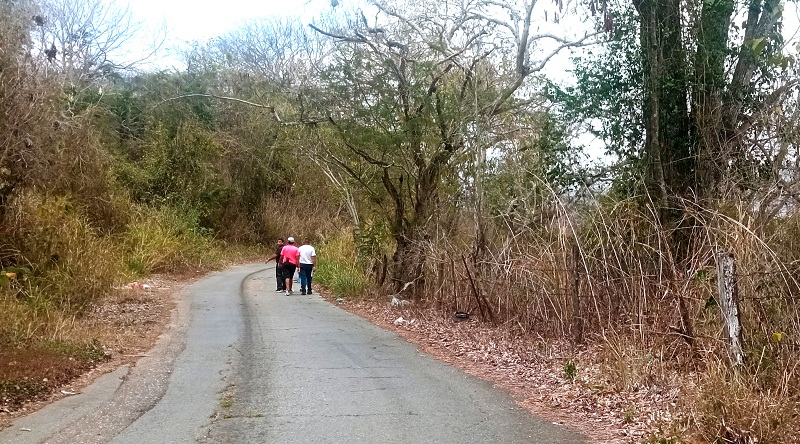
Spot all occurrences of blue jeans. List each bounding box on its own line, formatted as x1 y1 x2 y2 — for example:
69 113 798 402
299 264 314 292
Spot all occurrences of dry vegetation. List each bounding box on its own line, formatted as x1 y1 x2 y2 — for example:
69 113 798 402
1 0 799 441
315 197 800 443
0 276 187 426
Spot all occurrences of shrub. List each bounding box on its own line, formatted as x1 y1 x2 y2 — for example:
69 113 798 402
668 358 800 444
313 229 369 299
5 192 124 310
122 205 223 275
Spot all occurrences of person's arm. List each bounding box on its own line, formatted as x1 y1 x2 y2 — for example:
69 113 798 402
311 254 317 270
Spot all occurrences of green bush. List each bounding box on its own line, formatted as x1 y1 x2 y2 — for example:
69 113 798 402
313 230 369 299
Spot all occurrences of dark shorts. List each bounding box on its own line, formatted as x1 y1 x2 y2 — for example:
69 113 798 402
281 263 297 280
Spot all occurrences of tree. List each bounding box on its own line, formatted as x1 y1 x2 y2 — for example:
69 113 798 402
0 0 61 213
32 0 163 85
634 0 796 235
208 17 327 91
555 0 798 262
547 0 799 354
308 0 597 295
692 0 795 198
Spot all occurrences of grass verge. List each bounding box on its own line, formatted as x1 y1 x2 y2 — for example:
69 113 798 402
0 195 242 416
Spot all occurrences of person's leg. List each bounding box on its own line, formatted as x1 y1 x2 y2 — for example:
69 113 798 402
282 264 290 294
276 266 284 291
299 266 308 294
284 264 295 293
307 266 313 294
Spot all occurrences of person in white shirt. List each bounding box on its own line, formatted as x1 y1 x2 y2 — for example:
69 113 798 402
297 238 317 295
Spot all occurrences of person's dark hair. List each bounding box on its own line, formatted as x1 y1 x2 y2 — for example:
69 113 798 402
277 238 284 242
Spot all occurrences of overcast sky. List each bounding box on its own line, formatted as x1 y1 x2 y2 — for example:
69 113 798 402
125 0 331 69
127 0 799 68
129 0 324 43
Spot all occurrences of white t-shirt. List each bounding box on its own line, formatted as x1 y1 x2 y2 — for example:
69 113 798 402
298 244 316 264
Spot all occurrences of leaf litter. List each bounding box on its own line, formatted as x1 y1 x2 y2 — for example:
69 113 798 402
330 297 681 443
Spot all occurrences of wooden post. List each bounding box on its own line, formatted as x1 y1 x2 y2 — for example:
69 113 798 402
717 252 744 366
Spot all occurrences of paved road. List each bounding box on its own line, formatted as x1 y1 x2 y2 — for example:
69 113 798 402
0 264 586 443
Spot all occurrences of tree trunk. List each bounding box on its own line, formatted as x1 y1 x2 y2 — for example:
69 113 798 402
635 0 695 264
387 153 446 298
694 0 783 198
388 207 430 299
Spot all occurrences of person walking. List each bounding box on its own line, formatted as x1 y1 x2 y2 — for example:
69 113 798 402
297 238 317 295
266 238 285 292
279 237 300 295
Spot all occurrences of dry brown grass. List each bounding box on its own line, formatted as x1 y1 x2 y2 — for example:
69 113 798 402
371 193 800 443
256 196 346 242
673 358 800 444
0 274 196 423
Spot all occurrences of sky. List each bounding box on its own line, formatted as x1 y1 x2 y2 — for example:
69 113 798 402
124 0 605 76
125 0 332 69
129 0 327 44
126 0 799 70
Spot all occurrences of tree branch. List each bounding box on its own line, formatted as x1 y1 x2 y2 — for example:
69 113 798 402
307 23 366 43
152 93 326 126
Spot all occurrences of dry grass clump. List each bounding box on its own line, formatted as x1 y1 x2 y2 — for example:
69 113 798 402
642 354 800 444
122 205 224 275
256 196 344 242
593 332 682 393
6 191 124 310
0 297 78 347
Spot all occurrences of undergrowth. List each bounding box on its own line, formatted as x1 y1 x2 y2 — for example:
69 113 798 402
313 228 369 299
122 205 224 276
0 191 234 411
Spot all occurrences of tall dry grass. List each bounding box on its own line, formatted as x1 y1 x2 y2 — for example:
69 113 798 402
406 189 800 442
122 205 224 275
256 194 346 242
6 191 124 311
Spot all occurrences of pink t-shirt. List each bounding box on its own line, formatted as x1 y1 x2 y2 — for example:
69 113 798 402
280 245 300 265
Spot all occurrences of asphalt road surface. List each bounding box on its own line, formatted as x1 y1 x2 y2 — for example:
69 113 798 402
0 264 586 443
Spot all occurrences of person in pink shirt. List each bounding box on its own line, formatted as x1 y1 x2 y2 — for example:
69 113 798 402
279 237 300 295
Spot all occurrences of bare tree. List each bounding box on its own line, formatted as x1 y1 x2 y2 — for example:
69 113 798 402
33 0 163 84
212 17 328 90
308 0 598 295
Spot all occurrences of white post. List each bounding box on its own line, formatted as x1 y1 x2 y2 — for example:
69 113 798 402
717 252 744 366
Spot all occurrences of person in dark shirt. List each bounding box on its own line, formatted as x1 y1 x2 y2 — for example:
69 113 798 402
266 238 285 291
279 237 300 295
